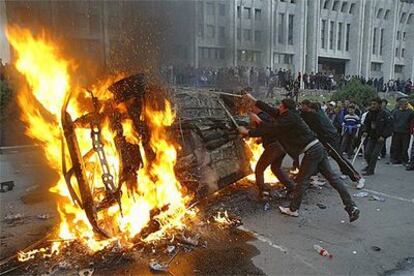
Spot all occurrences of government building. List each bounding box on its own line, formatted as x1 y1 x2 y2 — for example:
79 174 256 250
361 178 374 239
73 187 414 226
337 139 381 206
1 0 414 82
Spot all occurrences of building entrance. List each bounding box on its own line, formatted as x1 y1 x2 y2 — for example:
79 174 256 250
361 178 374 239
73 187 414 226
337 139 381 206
318 57 347 76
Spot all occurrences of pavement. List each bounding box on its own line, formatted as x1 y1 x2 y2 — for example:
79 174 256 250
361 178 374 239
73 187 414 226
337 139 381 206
1 146 413 275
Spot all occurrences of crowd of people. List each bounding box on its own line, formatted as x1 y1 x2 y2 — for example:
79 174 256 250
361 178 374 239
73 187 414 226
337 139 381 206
161 64 414 95
235 89 414 221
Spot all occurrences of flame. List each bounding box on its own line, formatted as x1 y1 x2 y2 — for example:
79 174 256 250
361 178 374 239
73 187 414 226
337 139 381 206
213 211 232 225
245 138 279 184
7 26 194 256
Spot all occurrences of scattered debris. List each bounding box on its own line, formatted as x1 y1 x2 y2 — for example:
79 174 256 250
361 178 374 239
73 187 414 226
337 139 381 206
178 235 199 247
340 220 345 224
376 208 381 211
0 181 14 193
352 251 357 254
370 195 386 202
263 202 271 211
371 246 381 252
25 184 39 192
78 268 94 276
4 213 24 223
316 203 327 209
37 214 50 220
353 191 369 198
313 244 333 258
149 259 169 272
167 245 176 254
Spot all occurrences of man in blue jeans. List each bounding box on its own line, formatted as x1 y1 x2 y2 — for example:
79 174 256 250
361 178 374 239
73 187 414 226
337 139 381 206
238 95 359 222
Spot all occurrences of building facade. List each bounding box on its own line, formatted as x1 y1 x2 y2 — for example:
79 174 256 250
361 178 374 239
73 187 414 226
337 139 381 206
194 0 414 82
2 0 414 82
0 0 10 63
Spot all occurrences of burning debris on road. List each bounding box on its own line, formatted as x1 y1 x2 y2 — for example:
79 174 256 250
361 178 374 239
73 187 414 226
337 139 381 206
1 26 269 275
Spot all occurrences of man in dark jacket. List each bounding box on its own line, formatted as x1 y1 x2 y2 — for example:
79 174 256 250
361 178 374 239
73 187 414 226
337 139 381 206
238 95 359 222
250 105 295 200
362 97 393 175
390 98 414 164
300 101 362 184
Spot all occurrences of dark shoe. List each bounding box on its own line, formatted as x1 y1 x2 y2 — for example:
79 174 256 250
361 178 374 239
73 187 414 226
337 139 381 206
406 165 414 171
362 171 374 176
345 206 360 222
361 166 369 172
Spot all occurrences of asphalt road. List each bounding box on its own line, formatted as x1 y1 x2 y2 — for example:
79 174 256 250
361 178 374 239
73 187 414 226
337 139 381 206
1 146 413 275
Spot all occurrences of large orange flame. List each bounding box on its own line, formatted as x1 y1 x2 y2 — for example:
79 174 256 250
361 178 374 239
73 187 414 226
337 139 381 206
245 138 279 184
6 26 194 256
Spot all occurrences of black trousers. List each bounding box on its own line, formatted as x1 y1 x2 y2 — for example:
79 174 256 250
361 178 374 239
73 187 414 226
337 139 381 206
381 137 387 157
364 138 384 173
289 143 354 211
255 142 295 192
390 132 411 163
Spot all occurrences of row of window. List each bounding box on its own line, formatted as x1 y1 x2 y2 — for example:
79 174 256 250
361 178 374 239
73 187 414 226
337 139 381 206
395 47 406 58
321 20 350 51
238 50 262 63
322 0 356 14
237 6 262 20
199 47 225 60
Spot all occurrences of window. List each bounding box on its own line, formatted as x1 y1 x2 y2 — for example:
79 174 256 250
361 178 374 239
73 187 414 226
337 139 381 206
333 1 339 11
349 3 356 14
219 26 225 41
384 10 390 20
198 24 203 37
371 63 382 72
329 21 334 49
397 31 400 40
207 25 215 38
380 28 384 55
244 29 252 41
341 2 348 12
255 9 262 20
278 13 285 44
408 14 413 24
403 32 406 41
395 47 399 57
288 14 294 45
273 53 293 64
199 47 225 60
395 65 404 73
402 48 405 58
206 3 215 16
197 2 203 16
244 7 251 19
323 0 330 9
345 23 350 51
237 6 241 18
337 22 342 50
238 50 261 63
377 8 383 19
219 3 225 16
400 12 407 23
372 28 377 54
237 28 241 40
321 19 327 48
255 30 261 42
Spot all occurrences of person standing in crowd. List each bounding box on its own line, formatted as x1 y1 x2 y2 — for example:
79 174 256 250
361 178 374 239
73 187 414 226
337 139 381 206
390 98 414 165
380 99 391 158
238 95 360 222
340 104 361 159
362 97 393 176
